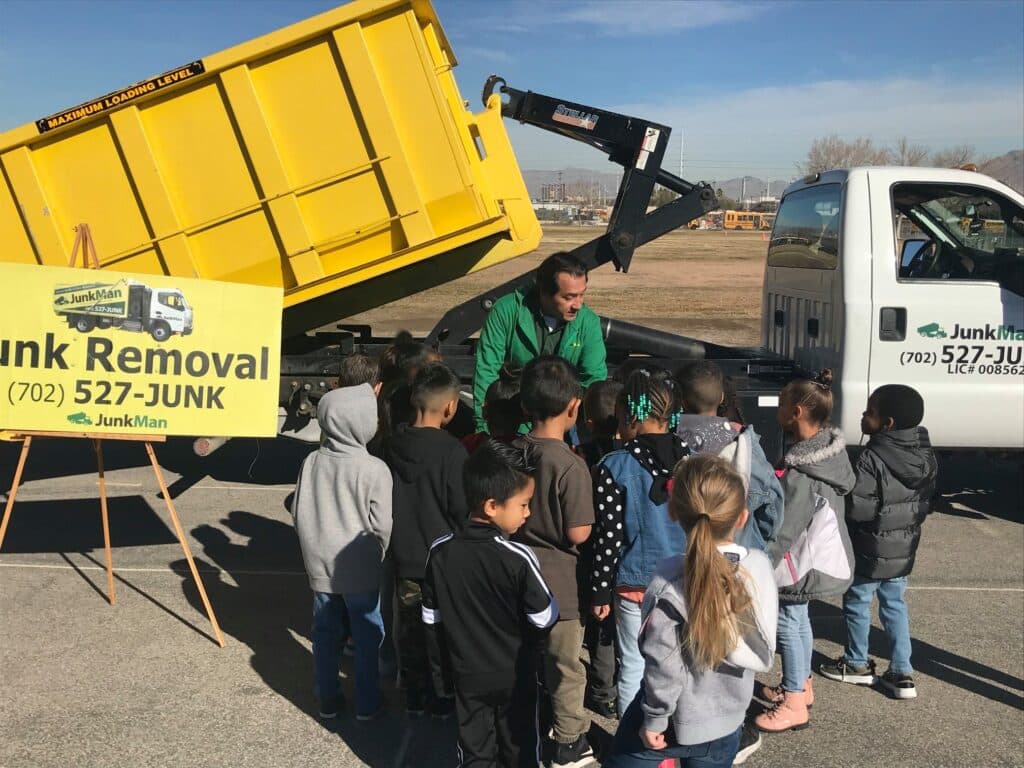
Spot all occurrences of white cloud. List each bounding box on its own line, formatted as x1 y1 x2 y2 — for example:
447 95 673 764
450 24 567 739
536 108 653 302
504 76 1024 181
555 0 766 34
456 45 513 65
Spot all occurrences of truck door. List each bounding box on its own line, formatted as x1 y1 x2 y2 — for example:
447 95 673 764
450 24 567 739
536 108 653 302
869 176 1024 449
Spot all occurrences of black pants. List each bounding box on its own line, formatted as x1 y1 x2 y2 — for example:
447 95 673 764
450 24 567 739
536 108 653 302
397 577 451 704
455 674 539 768
585 612 617 703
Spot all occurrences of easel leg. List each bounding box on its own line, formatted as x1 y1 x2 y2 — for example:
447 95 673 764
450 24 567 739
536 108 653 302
94 439 116 605
145 442 225 648
0 436 32 550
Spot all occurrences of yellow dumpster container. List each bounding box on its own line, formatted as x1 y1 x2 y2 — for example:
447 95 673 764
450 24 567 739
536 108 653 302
0 0 540 337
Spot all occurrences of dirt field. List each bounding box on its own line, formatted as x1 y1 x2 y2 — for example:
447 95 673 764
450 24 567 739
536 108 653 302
347 226 769 347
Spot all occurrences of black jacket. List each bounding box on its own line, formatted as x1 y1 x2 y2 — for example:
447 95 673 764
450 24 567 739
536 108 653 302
846 427 938 579
382 424 468 578
422 521 558 692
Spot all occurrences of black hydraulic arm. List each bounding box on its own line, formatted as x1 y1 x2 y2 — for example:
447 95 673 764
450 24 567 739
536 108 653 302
425 77 717 346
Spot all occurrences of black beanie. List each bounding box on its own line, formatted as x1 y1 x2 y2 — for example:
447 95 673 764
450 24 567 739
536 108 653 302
871 384 925 430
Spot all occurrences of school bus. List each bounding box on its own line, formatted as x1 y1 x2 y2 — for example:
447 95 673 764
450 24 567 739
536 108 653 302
723 210 771 230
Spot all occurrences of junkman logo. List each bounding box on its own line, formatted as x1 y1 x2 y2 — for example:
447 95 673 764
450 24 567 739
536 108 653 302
917 322 948 339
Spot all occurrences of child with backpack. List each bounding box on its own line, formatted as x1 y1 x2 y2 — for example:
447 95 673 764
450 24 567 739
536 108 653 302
674 361 784 551
590 368 690 716
756 370 856 734
603 454 777 768
819 384 937 699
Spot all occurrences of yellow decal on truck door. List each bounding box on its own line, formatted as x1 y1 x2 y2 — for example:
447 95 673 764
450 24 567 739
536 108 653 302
0 263 282 437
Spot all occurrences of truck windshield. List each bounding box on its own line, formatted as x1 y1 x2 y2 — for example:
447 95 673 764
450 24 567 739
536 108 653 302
768 184 841 269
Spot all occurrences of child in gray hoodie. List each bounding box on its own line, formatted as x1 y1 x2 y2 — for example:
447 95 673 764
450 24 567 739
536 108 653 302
292 383 392 721
604 454 777 768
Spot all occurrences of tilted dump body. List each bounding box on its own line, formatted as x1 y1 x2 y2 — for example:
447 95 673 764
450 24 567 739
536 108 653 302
0 0 540 338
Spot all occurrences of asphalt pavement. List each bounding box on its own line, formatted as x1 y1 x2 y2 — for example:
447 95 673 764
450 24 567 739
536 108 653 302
1 437 1021 768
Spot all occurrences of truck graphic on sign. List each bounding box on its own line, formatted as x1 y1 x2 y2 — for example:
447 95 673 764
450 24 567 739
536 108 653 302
53 279 193 342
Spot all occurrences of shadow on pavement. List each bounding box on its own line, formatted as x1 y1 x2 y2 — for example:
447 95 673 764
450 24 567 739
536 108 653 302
809 600 1024 711
934 453 1023 524
170 510 459 766
0 495 175 552
0 435 314 492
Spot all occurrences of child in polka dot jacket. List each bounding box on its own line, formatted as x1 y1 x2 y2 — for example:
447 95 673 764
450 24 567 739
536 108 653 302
590 368 690 716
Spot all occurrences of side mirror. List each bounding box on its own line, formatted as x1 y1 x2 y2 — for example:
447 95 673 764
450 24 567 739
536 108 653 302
900 239 928 267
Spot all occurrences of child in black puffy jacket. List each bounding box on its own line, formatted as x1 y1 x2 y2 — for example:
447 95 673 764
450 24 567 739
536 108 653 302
818 384 937 700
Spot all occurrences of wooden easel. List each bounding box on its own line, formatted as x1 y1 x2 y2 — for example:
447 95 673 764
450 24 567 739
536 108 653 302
0 224 225 647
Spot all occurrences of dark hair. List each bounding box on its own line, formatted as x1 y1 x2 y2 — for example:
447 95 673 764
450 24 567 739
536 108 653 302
674 361 724 414
337 354 380 388
484 363 523 436
464 439 537 514
380 331 437 386
536 252 588 297
619 368 681 428
611 358 664 384
409 362 461 412
870 384 925 429
583 379 623 437
781 368 835 425
520 355 582 421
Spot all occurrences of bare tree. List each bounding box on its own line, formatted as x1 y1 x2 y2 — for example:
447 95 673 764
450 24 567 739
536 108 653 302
797 134 891 174
930 144 976 168
892 136 930 166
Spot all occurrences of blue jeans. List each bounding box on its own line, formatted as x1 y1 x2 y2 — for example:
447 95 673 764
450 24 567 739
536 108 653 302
843 575 913 674
777 601 812 692
615 594 644 718
312 591 384 716
604 691 741 768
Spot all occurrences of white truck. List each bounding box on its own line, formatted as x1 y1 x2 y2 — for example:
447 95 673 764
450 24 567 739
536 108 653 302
53 278 193 342
763 167 1024 450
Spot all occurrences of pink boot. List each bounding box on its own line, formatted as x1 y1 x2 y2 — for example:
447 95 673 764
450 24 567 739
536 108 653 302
754 690 810 733
761 677 814 708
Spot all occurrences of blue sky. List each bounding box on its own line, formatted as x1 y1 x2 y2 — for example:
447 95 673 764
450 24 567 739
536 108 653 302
1 0 1021 184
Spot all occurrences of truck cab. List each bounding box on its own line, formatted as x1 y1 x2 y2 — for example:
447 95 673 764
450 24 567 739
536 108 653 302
764 167 1024 449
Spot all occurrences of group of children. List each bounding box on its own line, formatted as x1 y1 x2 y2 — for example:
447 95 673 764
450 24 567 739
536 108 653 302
291 341 938 768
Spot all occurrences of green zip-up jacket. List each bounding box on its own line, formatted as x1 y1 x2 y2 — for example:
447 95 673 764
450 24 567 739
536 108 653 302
473 286 607 430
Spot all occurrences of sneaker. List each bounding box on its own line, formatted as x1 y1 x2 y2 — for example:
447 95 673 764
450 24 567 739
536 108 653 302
318 696 344 720
586 696 618 719
877 670 917 699
733 720 762 764
405 689 427 718
550 733 596 768
754 691 810 733
356 700 387 722
818 658 877 686
430 695 456 720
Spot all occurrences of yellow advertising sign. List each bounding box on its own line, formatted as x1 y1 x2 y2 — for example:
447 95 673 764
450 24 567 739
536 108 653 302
0 263 282 437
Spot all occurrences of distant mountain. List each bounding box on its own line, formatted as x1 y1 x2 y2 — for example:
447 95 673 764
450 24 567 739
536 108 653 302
523 167 790 202
980 150 1024 194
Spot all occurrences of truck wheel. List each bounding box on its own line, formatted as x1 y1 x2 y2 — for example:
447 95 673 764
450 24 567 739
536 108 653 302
97 318 112 329
74 315 95 333
150 321 171 342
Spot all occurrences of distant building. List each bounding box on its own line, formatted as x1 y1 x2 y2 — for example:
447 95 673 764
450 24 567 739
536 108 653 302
540 182 566 202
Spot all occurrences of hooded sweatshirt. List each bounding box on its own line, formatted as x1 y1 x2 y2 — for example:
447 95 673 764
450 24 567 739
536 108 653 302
590 433 690 605
382 423 469 579
291 384 393 595
846 426 937 580
639 545 777 745
676 415 784 551
766 425 857 602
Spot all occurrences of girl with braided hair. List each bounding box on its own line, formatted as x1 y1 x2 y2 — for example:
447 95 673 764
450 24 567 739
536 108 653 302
590 366 690 716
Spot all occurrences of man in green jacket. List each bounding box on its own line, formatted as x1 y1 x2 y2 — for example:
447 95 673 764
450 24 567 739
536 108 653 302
473 252 607 431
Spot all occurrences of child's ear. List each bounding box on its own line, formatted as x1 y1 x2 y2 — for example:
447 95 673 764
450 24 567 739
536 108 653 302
566 397 581 421
883 415 896 431
482 498 499 518
373 382 383 397
444 398 458 420
735 507 750 533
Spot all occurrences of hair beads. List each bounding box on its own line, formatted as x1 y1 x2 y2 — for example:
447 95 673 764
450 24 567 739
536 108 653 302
627 393 652 422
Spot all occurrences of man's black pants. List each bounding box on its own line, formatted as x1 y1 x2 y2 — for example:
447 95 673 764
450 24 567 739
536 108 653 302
455 673 539 767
